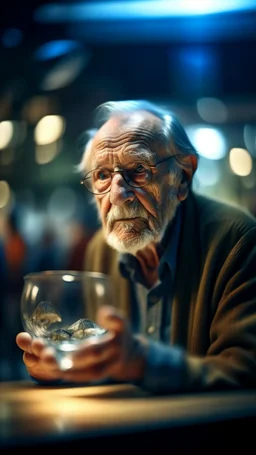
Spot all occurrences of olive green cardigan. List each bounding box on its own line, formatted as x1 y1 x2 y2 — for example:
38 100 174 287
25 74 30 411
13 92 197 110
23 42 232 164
84 192 256 391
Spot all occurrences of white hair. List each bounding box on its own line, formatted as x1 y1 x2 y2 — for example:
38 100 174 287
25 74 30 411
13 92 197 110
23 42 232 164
75 99 199 176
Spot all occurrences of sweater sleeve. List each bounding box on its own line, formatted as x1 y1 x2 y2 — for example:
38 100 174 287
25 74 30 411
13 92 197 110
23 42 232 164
136 339 186 394
188 230 256 391
143 230 256 394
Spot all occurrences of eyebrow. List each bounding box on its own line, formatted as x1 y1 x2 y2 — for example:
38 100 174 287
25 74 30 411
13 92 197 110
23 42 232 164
93 142 156 166
91 154 153 171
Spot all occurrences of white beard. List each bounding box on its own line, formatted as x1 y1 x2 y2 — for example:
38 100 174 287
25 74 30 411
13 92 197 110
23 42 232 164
107 226 154 255
105 192 180 255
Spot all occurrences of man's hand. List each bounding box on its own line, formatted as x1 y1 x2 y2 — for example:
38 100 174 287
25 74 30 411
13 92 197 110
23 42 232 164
61 305 147 383
16 306 147 384
16 332 62 382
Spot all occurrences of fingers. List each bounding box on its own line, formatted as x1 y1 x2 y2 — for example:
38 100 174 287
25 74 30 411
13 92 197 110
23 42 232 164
60 309 131 383
16 332 33 353
69 333 119 369
62 349 119 383
24 346 61 381
16 332 61 380
40 346 60 373
59 329 121 382
23 351 39 368
16 332 47 357
97 305 128 334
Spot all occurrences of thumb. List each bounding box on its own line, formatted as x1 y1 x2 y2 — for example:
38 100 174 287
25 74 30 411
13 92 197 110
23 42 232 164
97 305 127 334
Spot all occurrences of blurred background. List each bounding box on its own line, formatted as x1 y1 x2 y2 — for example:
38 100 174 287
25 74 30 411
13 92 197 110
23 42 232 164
1 0 256 381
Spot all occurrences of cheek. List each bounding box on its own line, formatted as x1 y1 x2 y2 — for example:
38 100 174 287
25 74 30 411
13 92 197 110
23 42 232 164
152 181 176 219
161 182 171 200
95 195 111 226
135 184 160 219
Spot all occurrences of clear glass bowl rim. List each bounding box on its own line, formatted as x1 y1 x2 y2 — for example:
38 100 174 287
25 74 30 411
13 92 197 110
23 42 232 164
23 270 110 282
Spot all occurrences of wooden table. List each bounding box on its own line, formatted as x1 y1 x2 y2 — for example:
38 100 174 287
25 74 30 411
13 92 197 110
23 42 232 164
1 381 256 452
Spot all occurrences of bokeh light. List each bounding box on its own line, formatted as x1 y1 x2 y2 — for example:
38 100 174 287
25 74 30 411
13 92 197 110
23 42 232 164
229 148 253 176
35 141 61 165
197 97 228 123
34 115 66 145
0 181 11 208
186 126 227 160
0 122 13 149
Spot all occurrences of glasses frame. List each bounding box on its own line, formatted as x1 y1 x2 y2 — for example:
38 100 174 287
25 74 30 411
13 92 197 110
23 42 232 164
80 153 182 195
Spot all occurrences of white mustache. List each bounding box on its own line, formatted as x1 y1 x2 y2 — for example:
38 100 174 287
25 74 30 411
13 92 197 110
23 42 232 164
107 203 148 227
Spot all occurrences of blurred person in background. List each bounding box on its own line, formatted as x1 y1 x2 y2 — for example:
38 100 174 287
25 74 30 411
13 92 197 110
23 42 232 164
27 226 61 273
16 100 256 393
4 211 27 295
65 220 93 271
0 238 8 380
3 210 27 380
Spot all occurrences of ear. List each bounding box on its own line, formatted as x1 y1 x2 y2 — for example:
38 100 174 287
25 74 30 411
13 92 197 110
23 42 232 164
177 154 198 201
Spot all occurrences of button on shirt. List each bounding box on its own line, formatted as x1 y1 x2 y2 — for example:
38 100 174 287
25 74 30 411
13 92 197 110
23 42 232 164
119 206 186 393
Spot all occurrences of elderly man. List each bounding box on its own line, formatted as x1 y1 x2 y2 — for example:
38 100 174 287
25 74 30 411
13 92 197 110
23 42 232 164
16 100 256 393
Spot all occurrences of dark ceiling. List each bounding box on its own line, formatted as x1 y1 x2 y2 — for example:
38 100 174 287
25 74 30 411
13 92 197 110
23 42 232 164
1 2 256 133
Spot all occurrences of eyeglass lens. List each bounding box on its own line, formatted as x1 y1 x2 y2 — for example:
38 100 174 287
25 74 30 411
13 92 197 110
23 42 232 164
84 162 152 194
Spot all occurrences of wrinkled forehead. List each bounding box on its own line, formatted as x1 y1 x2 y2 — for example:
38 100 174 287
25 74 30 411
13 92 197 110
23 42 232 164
92 110 165 155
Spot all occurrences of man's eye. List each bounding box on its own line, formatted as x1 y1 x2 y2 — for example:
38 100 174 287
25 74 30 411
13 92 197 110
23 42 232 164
134 164 146 173
95 170 109 181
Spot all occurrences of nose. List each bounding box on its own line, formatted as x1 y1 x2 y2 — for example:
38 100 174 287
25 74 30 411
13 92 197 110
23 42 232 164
109 173 135 206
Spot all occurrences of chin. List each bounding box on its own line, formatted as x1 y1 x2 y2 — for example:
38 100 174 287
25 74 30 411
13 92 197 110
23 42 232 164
106 230 156 255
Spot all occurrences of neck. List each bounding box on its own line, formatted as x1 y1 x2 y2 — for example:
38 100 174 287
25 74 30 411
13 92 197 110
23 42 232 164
135 242 161 288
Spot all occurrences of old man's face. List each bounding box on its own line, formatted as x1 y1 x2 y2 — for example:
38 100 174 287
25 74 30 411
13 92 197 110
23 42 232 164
88 111 182 254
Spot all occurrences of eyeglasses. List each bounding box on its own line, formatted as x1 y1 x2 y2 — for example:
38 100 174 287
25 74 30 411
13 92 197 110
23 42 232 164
80 154 181 195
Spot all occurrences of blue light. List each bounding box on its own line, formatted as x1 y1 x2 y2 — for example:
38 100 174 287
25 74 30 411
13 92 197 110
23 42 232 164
180 48 211 69
35 0 256 22
2 28 22 47
34 40 80 61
